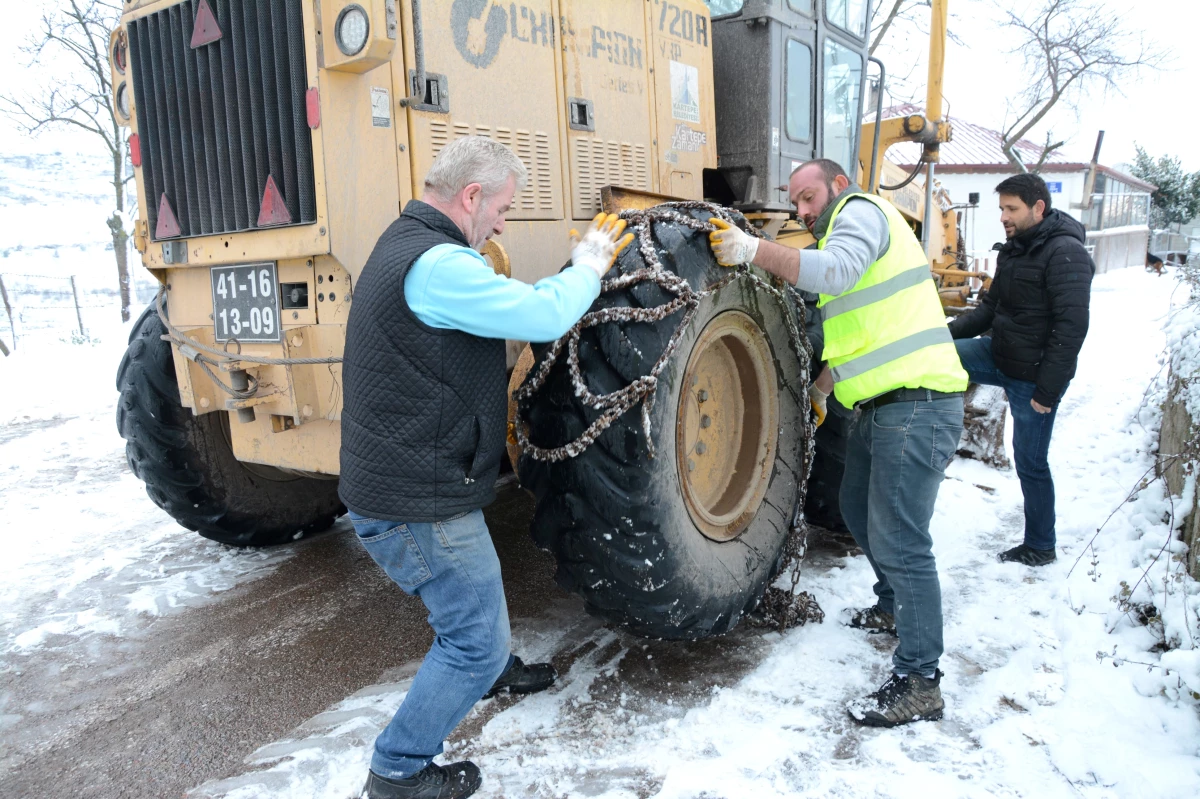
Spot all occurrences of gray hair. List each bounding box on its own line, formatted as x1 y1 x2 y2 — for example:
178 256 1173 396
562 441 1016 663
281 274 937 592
423 136 528 201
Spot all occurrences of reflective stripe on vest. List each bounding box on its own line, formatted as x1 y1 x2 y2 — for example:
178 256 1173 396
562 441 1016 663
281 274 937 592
830 326 951 383
815 192 968 407
820 264 932 320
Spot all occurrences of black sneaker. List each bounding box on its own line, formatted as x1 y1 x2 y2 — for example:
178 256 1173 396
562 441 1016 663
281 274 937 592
845 604 897 636
483 655 557 699
363 761 481 799
848 670 944 728
998 544 1056 566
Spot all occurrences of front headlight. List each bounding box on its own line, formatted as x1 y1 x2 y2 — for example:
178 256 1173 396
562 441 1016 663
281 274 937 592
112 35 127 74
335 5 369 56
116 82 130 120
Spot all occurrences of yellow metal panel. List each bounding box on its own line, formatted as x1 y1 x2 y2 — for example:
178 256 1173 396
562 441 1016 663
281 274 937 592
400 0 564 220
313 255 354 325
645 0 717 201
230 416 342 475
560 1 655 219
320 63 402 282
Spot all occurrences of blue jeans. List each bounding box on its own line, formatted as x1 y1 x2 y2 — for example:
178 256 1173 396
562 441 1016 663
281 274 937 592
349 509 513 779
955 337 1062 551
840 395 963 677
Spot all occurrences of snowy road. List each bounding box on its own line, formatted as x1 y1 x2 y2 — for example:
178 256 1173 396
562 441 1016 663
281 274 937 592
1 266 1198 799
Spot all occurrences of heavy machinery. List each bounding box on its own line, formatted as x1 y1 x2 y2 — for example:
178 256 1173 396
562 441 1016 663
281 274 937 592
111 0 978 635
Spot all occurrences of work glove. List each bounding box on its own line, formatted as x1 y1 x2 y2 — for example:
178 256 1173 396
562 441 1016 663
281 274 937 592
808 383 828 428
707 217 759 267
570 213 635 279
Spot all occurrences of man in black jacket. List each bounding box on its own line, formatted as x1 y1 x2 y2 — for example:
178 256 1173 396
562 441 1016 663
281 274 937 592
949 174 1093 566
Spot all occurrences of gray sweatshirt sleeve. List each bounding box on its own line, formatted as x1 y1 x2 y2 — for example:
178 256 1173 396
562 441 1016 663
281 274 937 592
793 199 892 296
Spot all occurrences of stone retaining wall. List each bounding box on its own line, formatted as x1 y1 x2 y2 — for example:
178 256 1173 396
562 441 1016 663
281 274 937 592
1161 367 1199 579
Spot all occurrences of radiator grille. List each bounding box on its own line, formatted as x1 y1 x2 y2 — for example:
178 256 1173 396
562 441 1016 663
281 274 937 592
428 120 556 214
129 0 316 241
572 138 650 218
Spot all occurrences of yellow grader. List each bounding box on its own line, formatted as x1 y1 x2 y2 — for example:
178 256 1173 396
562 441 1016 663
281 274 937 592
110 0 983 638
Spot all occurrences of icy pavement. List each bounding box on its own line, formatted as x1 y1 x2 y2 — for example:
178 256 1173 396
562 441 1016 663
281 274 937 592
0 150 295 665
0 332 298 661
187 266 1200 799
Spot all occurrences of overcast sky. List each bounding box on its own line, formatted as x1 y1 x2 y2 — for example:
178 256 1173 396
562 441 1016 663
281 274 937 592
876 0 1196 170
0 0 1194 170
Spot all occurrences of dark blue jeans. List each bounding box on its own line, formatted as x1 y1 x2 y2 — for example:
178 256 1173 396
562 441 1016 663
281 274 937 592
840 395 964 677
349 509 513 779
955 337 1062 551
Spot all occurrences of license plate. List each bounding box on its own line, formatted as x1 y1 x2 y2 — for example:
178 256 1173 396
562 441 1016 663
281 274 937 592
210 263 281 343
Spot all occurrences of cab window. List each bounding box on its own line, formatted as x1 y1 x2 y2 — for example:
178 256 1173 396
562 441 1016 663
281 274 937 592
822 39 863 174
785 40 813 142
703 0 745 16
825 0 869 38
787 0 815 13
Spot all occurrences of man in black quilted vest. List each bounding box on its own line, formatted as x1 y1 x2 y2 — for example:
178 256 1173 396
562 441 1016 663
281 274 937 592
950 173 1094 567
340 136 632 799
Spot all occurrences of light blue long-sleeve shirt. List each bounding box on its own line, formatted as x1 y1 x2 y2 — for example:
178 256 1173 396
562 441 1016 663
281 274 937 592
404 243 601 343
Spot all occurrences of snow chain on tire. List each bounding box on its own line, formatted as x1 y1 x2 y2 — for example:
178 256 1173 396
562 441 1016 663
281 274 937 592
514 201 825 632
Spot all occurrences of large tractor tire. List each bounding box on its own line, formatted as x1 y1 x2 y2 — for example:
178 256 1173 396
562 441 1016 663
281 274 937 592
116 305 344 547
517 208 811 639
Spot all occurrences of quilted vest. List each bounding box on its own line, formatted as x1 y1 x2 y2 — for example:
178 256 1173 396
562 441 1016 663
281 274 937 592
339 201 508 522
816 193 968 408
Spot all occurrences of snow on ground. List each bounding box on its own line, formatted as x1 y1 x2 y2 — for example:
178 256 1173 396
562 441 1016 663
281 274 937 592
189 265 1200 799
0 151 296 660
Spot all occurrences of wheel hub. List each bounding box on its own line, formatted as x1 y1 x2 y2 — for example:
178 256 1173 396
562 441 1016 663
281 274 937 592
676 311 780 542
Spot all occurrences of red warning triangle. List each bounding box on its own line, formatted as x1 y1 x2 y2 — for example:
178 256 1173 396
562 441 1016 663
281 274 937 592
190 0 223 49
156 193 181 239
257 175 292 227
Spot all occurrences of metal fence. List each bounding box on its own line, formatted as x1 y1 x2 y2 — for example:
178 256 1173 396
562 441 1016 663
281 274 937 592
1082 191 1152 231
0 272 158 353
1149 229 1199 260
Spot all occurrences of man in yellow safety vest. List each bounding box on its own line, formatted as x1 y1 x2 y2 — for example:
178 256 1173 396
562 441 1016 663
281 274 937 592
708 158 967 727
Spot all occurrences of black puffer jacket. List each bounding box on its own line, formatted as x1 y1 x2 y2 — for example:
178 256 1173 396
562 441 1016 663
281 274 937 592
949 209 1093 407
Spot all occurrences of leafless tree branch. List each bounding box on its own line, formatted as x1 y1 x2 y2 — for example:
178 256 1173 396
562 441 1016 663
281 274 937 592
999 0 1164 172
1 0 133 321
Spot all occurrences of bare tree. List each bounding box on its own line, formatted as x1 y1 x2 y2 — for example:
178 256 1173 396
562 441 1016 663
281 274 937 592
999 0 1161 173
871 0 929 57
0 0 133 322
868 1 967 108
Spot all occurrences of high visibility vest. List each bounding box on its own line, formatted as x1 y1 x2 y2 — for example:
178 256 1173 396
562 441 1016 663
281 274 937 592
817 192 968 408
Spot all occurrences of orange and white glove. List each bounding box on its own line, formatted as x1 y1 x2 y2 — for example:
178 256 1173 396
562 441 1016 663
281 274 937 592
570 213 635 279
707 217 759 267
809 383 828 427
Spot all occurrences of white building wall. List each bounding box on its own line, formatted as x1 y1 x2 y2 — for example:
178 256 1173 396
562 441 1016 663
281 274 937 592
917 168 1092 274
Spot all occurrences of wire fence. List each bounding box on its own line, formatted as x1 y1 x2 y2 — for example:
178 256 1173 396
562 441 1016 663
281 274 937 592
0 271 159 353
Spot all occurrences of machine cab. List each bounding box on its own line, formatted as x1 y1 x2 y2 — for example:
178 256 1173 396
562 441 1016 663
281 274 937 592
704 0 870 213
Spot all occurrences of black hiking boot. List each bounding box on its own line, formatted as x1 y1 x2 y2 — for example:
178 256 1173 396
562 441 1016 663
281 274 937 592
998 544 1056 566
848 670 945 728
483 655 557 699
363 761 481 799
844 604 897 636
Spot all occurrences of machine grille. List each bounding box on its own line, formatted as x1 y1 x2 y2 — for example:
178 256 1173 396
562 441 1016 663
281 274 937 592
129 0 317 240
428 121 556 216
571 138 650 218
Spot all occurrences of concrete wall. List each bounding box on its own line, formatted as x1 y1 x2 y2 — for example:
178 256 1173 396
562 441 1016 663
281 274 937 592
1160 367 1200 580
1085 225 1151 274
